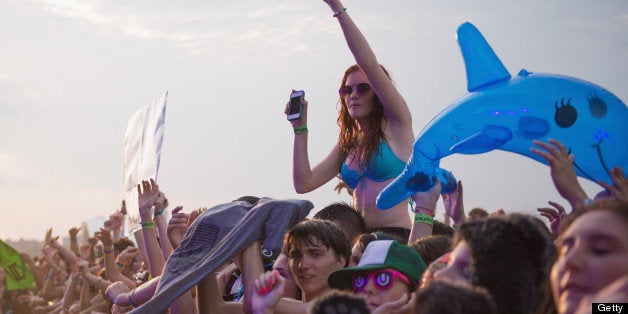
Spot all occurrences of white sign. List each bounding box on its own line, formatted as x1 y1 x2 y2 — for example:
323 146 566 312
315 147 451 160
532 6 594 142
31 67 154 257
123 92 167 236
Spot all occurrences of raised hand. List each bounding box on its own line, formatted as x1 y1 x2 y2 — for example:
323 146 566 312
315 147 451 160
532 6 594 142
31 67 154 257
87 237 98 247
105 210 124 231
79 244 92 260
531 139 588 209
70 262 80 278
167 206 188 249
537 201 567 238
117 247 139 266
45 228 53 243
138 179 160 221
412 179 442 212
442 180 465 225
120 199 127 215
77 259 90 276
597 166 628 202
154 190 169 213
251 270 285 314
188 207 204 226
47 236 61 250
69 227 81 238
95 228 113 247
284 90 309 128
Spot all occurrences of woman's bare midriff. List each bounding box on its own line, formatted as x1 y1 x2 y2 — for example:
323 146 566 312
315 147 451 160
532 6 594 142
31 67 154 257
352 179 411 230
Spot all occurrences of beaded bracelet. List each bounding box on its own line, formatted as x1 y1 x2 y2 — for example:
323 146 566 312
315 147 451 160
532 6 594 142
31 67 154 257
411 205 435 216
103 246 114 255
414 212 434 226
333 7 347 17
140 221 154 229
294 126 308 134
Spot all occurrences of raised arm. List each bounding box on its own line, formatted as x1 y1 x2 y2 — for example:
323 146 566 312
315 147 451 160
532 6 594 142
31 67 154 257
153 189 174 260
531 139 589 210
287 95 343 193
137 179 166 278
94 228 136 289
323 0 412 129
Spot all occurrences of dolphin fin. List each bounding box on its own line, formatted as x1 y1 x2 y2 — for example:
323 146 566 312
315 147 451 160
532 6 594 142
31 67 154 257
457 22 511 91
450 125 513 154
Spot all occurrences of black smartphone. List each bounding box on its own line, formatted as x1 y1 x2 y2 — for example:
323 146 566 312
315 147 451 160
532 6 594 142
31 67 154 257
287 90 305 121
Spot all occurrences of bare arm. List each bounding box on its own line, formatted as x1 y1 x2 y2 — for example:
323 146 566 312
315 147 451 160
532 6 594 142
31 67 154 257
293 135 343 194
137 179 166 277
154 190 174 260
323 0 413 131
94 228 136 289
288 95 343 193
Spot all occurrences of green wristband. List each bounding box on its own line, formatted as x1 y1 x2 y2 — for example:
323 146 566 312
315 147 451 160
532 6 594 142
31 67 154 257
414 212 434 226
140 221 154 229
294 126 308 134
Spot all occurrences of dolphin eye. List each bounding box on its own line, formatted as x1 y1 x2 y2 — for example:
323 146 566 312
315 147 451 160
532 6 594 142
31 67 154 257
554 98 577 128
587 94 607 118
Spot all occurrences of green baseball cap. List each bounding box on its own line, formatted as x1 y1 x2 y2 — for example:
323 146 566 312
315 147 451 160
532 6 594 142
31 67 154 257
328 240 427 290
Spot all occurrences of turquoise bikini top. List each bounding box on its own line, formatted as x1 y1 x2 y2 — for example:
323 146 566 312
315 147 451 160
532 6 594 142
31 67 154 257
340 141 406 190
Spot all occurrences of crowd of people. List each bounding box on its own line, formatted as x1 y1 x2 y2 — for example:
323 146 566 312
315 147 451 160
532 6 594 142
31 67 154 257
1 0 627 313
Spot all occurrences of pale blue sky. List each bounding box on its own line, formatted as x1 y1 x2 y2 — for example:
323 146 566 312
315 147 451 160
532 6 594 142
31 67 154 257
1 0 626 240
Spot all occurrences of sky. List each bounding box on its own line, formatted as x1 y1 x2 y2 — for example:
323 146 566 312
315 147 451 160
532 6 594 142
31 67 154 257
1 0 626 241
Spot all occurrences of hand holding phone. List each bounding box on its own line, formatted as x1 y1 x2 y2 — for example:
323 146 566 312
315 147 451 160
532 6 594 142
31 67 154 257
287 90 305 121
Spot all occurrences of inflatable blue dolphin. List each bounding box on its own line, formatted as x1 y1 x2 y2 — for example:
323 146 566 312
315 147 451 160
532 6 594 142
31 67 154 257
376 22 627 210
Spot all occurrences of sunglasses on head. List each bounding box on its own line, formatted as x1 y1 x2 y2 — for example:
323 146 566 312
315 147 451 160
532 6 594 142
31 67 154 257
338 83 371 98
352 269 410 292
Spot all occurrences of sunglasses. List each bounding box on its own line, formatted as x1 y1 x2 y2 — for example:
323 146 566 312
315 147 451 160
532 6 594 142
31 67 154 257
352 269 410 292
338 83 371 98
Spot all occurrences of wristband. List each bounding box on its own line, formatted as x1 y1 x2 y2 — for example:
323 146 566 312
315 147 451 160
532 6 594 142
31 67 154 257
140 221 154 229
294 126 308 134
154 209 165 216
129 289 138 307
414 212 434 226
333 7 347 17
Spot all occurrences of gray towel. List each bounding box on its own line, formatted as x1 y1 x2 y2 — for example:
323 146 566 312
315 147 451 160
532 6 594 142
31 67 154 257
132 197 312 313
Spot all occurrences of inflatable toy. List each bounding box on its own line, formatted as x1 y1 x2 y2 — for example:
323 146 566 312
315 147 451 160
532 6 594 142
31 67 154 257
377 22 627 210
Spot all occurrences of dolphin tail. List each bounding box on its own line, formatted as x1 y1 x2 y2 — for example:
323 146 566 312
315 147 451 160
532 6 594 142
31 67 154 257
457 22 511 91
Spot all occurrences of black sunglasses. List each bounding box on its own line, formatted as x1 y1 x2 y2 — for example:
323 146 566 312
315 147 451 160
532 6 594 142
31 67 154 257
339 83 371 98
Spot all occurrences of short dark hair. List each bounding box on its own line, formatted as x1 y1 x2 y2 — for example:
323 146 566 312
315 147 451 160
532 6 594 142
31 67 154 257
417 280 496 314
352 232 404 255
284 219 351 267
309 289 369 314
113 237 135 254
313 202 367 242
468 207 489 220
432 220 455 237
409 235 452 265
